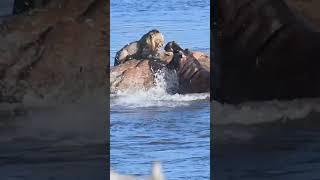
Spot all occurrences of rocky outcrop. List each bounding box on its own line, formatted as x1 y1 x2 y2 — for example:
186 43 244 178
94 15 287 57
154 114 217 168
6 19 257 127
0 0 107 105
213 0 320 104
110 59 166 93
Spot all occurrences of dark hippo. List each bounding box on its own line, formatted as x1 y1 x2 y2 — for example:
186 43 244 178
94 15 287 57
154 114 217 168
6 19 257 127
164 41 184 53
213 0 320 104
167 42 210 93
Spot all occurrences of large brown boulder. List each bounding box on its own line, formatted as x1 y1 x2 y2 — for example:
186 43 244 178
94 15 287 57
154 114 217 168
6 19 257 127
110 60 161 93
0 0 106 104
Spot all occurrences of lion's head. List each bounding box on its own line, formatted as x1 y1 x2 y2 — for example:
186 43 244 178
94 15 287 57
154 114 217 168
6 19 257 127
139 29 164 56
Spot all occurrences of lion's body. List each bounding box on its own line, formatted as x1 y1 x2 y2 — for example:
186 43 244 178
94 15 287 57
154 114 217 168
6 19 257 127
114 30 164 66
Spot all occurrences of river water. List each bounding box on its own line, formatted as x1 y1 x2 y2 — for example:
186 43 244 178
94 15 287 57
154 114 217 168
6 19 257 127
110 70 210 179
110 0 210 179
111 98 210 179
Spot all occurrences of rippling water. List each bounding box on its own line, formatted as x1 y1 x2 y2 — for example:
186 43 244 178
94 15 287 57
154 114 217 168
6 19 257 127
110 1 210 179
111 100 210 179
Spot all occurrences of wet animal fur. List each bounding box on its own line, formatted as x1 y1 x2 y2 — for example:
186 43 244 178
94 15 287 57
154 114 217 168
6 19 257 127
114 30 165 66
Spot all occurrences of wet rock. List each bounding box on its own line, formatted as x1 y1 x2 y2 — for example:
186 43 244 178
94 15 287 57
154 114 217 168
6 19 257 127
110 59 167 93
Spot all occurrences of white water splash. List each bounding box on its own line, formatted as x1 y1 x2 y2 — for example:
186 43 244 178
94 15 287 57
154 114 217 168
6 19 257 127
110 162 165 180
111 68 209 108
213 98 320 125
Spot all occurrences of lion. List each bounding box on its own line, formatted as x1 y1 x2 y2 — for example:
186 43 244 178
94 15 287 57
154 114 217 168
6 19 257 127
114 29 165 66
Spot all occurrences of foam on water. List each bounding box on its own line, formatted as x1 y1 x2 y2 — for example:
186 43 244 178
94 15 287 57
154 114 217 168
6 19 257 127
111 69 209 108
214 98 320 125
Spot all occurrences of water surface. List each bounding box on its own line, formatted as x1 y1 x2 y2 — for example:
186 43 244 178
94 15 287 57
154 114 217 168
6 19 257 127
111 100 210 179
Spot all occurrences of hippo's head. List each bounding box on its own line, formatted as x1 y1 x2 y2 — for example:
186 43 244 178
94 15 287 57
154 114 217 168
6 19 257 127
164 41 184 53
